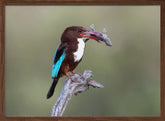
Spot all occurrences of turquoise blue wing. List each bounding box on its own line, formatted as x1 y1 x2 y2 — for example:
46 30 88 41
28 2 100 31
51 44 66 78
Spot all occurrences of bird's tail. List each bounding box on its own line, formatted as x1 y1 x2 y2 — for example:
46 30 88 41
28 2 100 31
47 78 59 99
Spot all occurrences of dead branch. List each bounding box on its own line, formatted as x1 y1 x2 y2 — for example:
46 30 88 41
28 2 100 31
50 70 104 116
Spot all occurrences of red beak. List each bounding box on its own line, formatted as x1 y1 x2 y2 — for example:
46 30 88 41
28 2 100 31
81 30 112 46
81 30 103 41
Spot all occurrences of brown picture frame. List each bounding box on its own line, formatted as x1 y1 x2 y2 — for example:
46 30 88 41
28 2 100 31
0 0 164 121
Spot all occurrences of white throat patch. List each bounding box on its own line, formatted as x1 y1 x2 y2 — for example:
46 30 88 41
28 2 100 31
73 38 85 62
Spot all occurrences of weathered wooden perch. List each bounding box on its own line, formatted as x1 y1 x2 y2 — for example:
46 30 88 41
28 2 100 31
50 70 104 116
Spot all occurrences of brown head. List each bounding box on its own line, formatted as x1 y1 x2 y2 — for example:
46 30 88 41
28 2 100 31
61 26 110 44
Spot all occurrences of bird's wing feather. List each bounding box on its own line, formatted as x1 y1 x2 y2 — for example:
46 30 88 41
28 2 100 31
52 43 67 78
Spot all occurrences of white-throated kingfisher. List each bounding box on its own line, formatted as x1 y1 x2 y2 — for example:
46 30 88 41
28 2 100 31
47 26 112 99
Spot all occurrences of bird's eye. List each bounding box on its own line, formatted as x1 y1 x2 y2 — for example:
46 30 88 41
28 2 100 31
78 29 83 33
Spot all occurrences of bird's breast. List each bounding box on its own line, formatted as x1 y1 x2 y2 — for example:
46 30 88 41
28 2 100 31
73 38 85 62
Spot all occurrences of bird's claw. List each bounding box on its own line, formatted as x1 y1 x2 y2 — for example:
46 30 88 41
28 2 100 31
79 74 85 80
71 71 84 80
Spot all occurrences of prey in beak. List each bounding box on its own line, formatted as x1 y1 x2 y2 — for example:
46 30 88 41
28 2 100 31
81 26 112 47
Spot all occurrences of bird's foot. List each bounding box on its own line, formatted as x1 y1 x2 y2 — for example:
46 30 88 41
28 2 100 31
71 71 84 79
65 74 77 82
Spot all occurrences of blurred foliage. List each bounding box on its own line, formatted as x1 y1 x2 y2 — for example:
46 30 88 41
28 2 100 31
5 6 160 116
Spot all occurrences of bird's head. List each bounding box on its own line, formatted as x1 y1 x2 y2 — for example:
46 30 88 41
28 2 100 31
61 26 112 46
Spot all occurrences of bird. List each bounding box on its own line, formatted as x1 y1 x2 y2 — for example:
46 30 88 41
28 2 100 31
47 26 110 99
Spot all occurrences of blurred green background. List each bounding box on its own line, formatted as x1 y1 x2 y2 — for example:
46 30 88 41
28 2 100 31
5 6 160 116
